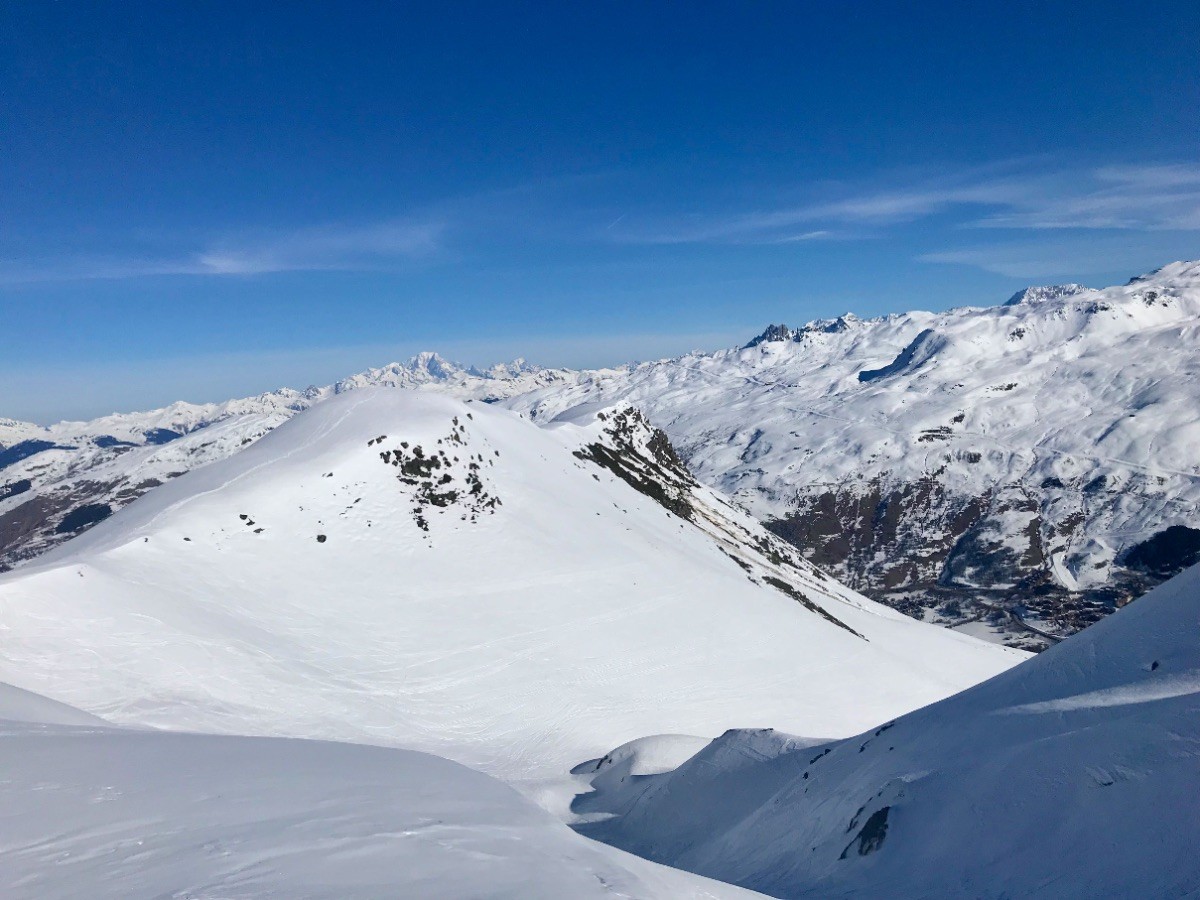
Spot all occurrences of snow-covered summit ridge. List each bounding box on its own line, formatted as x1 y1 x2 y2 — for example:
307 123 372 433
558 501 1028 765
0 351 579 570
0 388 1019 779
0 352 564 444
1004 282 1091 306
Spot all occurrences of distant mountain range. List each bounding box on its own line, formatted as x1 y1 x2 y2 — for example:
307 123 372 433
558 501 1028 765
4 260 1199 648
511 260 1200 647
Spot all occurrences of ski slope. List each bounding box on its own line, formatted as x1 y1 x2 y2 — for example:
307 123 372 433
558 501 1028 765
0 389 1020 780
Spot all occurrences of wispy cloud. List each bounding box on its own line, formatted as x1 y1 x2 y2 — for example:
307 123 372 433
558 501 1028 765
973 164 1200 230
918 232 1200 279
5 162 1197 284
0 218 446 284
613 161 1200 245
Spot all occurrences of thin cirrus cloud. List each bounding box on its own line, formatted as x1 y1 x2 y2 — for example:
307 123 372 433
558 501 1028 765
612 162 1200 245
0 219 446 284
973 164 1200 230
193 219 446 275
917 231 1200 279
3 161 1197 285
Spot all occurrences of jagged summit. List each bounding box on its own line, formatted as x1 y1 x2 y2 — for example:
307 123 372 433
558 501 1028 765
743 315 860 348
1004 282 1092 306
743 323 796 347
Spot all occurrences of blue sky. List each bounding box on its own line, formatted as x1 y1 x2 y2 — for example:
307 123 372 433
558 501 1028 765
3 2 1199 421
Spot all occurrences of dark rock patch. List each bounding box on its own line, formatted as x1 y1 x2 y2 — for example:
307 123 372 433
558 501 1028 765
840 806 890 859
55 503 112 534
1121 526 1200 579
0 479 32 501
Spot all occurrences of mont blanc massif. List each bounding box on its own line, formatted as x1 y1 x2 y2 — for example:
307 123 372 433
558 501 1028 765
2 261 1198 898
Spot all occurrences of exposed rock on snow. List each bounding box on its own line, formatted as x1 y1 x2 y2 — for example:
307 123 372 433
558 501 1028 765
0 354 576 571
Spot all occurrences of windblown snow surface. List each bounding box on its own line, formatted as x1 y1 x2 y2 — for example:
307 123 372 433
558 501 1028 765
0 688 759 899
576 562 1200 898
0 389 1019 782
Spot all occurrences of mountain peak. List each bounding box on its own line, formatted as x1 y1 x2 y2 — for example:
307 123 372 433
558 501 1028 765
743 324 796 348
405 351 460 378
1127 258 1200 285
1004 283 1091 306
744 314 863 349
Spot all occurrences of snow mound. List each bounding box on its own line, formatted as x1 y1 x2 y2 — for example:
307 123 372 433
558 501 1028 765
0 686 758 899
0 352 578 571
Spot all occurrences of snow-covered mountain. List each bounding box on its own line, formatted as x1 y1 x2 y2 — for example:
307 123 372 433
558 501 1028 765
0 684 759 899
0 389 1018 781
512 260 1200 648
6 261 1199 650
0 353 577 571
573 559 1200 897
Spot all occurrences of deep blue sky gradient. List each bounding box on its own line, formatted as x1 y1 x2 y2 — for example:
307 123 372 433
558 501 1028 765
3 2 1199 420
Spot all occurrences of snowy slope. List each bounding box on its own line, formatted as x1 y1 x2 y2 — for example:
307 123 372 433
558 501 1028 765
511 261 1200 646
0 687 760 899
0 389 1019 780
579 561 1200 898
0 353 577 571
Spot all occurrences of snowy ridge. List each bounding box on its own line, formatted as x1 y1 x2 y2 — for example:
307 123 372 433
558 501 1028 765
510 260 1200 646
0 352 578 570
0 389 1019 781
576 560 1200 897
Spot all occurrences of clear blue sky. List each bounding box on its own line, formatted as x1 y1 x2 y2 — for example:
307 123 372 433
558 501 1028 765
3 1 1199 421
